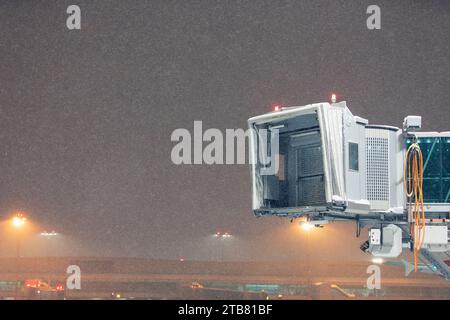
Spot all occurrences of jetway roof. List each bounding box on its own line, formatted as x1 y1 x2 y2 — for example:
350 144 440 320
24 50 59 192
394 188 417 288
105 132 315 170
248 101 367 125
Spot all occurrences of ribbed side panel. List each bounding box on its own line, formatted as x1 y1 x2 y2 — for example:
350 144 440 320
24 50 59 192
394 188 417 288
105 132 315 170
366 129 390 210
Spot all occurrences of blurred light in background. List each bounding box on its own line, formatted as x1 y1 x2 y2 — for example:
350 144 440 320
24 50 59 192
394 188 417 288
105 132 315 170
11 214 27 229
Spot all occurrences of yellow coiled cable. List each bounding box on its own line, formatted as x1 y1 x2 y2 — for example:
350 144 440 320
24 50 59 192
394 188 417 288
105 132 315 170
403 143 425 272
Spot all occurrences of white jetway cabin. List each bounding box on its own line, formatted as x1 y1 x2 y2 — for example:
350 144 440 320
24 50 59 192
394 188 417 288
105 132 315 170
248 101 449 277
248 101 404 218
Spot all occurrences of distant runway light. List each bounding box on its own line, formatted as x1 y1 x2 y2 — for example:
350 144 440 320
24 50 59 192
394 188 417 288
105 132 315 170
300 222 314 231
40 231 59 237
213 231 232 239
372 257 384 264
12 214 27 229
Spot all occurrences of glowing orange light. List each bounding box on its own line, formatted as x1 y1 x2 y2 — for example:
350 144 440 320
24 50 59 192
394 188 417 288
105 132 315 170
331 93 337 103
301 222 314 231
273 104 281 112
11 214 27 229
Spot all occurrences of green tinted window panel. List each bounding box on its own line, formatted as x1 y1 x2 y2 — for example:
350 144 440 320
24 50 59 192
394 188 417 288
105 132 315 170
417 138 441 178
442 138 450 178
442 179 450 203
422 178 442 203
405 137 450 203
349 142 359 171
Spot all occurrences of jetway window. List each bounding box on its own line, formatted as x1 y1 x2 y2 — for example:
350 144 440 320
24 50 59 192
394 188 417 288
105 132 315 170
406 137 450 203
349 142 359 171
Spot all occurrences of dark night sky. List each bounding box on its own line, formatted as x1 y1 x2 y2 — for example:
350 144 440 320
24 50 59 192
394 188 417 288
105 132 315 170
0 1 449 259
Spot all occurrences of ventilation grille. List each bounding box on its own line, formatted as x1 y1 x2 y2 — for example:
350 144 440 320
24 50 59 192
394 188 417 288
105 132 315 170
366 137 389 201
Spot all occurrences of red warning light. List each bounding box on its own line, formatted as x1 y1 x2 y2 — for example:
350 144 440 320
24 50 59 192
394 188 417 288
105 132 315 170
273 105 281 112
331 93 337 103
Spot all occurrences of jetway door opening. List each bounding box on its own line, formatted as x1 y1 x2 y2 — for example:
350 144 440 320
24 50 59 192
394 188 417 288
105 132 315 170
253 111 327 211
287 131 325 207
